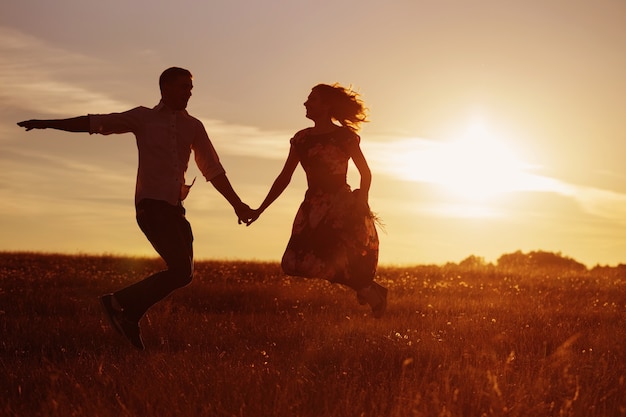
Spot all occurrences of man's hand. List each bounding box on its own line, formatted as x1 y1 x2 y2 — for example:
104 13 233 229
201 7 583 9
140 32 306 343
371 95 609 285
235 202 254 225
17 120 45 131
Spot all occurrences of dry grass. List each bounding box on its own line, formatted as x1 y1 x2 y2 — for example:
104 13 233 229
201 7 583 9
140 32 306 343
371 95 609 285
1 252 625 416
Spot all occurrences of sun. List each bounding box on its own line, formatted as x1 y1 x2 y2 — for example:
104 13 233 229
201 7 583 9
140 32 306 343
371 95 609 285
385 113 545 202
431 116 530 201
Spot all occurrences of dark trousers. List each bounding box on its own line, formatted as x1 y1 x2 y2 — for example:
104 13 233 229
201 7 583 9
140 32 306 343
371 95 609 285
114 199 194 322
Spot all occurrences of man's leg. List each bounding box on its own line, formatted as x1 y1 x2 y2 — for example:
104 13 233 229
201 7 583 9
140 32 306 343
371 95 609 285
114 199 194 322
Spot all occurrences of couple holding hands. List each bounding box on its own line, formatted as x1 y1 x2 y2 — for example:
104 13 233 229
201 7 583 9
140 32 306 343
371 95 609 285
17 67 387 350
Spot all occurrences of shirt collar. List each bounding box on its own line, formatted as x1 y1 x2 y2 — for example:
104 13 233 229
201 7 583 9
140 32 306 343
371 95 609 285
154 100 189 116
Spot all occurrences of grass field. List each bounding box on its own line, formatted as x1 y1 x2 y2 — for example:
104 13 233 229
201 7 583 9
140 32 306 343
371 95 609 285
1 252 625 417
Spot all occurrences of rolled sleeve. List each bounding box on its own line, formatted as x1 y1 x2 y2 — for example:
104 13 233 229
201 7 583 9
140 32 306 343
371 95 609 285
89 107 144 135
193 124 226 181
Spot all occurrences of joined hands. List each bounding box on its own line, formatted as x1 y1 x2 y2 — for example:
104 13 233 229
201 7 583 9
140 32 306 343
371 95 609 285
234 203 262 226
246 209 262 226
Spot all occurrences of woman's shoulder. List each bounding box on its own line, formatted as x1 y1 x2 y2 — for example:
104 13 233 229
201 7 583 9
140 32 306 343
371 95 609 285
290 128 313 144
338 127 360 146
295 127 314 137
289 126 359 145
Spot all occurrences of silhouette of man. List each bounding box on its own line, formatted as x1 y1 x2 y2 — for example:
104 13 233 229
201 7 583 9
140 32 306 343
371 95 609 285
18 67 252 349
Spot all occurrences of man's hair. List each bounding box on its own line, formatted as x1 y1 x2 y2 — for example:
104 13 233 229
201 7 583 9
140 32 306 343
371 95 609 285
159 67 192 91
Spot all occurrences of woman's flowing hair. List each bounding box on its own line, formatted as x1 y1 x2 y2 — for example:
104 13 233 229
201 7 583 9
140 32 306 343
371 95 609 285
312 83 368 132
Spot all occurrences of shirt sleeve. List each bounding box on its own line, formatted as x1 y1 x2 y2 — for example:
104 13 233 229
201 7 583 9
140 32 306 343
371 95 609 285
193 121 226 181
89 107 143 135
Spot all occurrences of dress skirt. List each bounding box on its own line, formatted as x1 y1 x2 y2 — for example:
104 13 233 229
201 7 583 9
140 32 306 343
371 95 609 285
281 186 379 290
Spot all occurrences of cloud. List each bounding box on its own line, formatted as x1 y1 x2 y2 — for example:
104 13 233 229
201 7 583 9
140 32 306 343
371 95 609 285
0 145 134 214
200 118 292 161
0 25 297 163
570 187 626 223
362 134 626 223
0 26 134 115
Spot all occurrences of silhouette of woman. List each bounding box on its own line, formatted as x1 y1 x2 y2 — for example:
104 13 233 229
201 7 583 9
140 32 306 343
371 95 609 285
248 83 386 317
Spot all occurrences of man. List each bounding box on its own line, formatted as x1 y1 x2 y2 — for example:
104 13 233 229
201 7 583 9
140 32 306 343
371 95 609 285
18 67 252 350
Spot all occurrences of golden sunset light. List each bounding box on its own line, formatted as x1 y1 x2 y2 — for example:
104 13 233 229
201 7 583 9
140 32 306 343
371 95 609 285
390 115 534 200
1 1 625 267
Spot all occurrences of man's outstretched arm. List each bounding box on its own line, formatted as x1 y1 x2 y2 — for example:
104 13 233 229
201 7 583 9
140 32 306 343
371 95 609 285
17 116 90 132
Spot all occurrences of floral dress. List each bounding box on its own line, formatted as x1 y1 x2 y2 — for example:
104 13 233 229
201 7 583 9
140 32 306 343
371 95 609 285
281 127 379 290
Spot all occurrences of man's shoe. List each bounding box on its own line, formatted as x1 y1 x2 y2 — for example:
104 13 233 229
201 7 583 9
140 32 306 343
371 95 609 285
100 294 145 350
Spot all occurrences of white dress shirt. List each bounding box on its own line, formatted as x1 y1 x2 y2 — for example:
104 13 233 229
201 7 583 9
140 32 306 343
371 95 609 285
89 101 226 206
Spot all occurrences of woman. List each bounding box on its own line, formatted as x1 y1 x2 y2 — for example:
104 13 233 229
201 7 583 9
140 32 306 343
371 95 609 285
248 83 387 317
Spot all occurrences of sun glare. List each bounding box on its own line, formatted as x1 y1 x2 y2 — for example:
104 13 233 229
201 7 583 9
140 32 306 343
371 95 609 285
387 114 546 202
434 117 529 200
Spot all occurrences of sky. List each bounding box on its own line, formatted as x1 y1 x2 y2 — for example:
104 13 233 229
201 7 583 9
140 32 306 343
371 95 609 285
1 0 625 267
